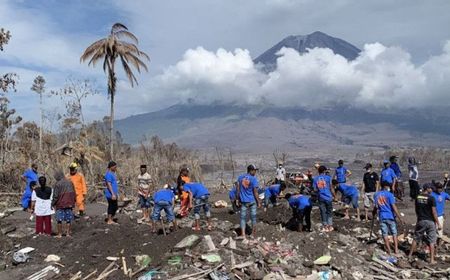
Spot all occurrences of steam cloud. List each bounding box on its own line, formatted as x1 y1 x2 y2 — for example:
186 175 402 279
142 41 450 110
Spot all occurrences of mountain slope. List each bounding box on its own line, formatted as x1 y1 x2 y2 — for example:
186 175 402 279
254 31 361 72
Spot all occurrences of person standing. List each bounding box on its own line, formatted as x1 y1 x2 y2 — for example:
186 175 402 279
373 181 403 257
176 167 191 218
68 163 87 217
151 185 176 233
183 182 212 231
334 160 351 184
381 160 397 192
390 156 403 200
21 163 39 211
275 163 286 184
431 184 450 245
104 161 119 225
137 165 152 223
236 164 261 239
314 166 335 232
408 183 441 264
363 163 380 222
31 176 54 235
285 193 312 232
408 157 420 201
52 170 76 238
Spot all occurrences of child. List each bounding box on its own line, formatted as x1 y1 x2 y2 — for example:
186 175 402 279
31 177 54 235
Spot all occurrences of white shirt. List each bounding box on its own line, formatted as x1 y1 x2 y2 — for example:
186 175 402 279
276 167 286 181
138 172 152 195
31 190 54 216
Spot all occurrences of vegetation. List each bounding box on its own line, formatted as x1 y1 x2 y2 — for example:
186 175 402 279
80 23 150 160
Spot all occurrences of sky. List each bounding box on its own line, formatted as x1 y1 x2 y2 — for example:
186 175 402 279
1 0 450 126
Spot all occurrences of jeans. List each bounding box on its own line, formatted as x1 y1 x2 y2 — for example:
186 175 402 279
139 195 151 209
194 195 211 220
264 195 277 208
380 219 398 237
294 206 312 231
318 200 333 226
343 194 359 209
152 201 175 222
240 202 257 229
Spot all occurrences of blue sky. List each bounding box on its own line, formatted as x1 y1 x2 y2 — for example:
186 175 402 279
1 0 450 127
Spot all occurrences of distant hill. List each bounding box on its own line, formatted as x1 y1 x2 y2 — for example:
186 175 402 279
254 31 361 72
115 104 450 152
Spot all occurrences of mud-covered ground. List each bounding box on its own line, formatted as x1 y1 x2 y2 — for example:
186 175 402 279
1 184 450 280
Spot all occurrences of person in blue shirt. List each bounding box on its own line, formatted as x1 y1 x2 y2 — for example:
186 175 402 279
21 163 39 211
236 164 261 239
263 181 286 211
183 182 211 231
285 193 312 232
229 183 238 213
332 180 361 221
431 183 450 244
151 185 176 233
381 160 397 190
334 160 352 184
372 181 403 257
313 166 335 233
104 161 119 225
389 156 404 200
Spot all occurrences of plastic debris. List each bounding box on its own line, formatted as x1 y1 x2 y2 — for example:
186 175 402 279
44 254 60 262
313 255 332 265
214 200 228 208
174 235 199 249
201 253 221 263
168 256 182 266
135 255 152 268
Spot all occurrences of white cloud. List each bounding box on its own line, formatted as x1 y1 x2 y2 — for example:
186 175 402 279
136 40 450 111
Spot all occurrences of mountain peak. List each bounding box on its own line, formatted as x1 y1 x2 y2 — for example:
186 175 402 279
254 31 361 72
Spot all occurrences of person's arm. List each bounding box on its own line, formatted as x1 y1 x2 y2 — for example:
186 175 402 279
372 206 378 217
236 181 241 207
253 186 261 208
51 186 59 209
30 191 36 213
392 204 403 224
330 183 336 201
81 174 87 195
346 169 352 178
188 191 193 209
21 174 27 183
432 206 441 229
106 180 116 200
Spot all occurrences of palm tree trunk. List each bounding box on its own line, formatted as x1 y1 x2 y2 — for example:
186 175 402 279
39 92 43 159
110 89 114 160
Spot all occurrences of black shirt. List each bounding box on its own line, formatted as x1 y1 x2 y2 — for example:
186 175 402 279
415 193 436 222
363 171 379 193
35 186 52 200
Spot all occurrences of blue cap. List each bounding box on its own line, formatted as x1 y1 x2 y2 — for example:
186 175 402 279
383 160 390 164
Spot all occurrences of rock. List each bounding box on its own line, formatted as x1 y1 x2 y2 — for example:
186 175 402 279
411 260 426 269
1 225 16 235
337 234 358 247
7 231 27 239
44 254 61 262
250 268 265 279
0 259 6 271
303 260 314 268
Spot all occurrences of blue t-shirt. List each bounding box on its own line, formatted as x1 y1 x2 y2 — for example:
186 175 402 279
381 168 397 184
229 186 237 200
313 175 333 202
288 195 311 210
337 184 359 198
237 173 259 203
265 184 281 197
23 169 38 190
374 190 396 221
183 182 209 198
390 163 402 179
154 189 175 204
431 191 450 217
335 166 347 183
104 171 118 199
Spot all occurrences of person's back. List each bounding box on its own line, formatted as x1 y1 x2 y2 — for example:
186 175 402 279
313 174 332 201
154 188 175 203
52 176 76 210
390 162 402 179
381 167 396 184
335 166 347 183
237 173 258 203
338 184 358 198
288 194 311 210
415 192 435 222
184 182 209 198
265 184 281 197
374 190 395 221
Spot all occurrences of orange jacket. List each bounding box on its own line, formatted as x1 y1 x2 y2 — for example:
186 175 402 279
69 173 87 195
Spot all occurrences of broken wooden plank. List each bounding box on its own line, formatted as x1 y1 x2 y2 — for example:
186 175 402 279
204 235 216 251
171 263 224 280
229 238 236 249
369 265 399 280
372 257 399 272
81 269 97 280
220 237 229 246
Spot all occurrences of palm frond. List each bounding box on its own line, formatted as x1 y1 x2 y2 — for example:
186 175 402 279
80 39 106 62
120 55 138 87
114 30 138 44
111 23 128 33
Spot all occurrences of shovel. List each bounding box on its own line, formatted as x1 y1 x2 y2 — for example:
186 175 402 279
366 217 377 244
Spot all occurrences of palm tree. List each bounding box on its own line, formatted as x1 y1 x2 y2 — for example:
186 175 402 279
80 23 149 159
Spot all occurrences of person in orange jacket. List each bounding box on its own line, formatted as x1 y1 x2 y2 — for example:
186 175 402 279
177 167 191 217
68 163 87 216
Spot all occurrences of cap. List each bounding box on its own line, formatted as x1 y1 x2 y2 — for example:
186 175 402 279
69 162 78 169
364 163 372 170
383 160 390 165
180 167 189 172
247 164 259 171
140 164 147 169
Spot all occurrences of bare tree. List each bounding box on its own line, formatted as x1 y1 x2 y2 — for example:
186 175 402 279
31 75 46 158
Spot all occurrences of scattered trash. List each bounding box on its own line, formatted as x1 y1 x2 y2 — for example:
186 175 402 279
25 265 60 280
17 247 35 254
174 234 200 249
44 254 60 262
313 255 331 265
13 251 30 264
201 253 222 263
168 256 182 266
214 200 228 208
318 270 331 280
135 254 152 268
106 256 120 261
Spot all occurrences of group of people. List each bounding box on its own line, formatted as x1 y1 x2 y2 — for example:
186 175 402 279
19 156 449 264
